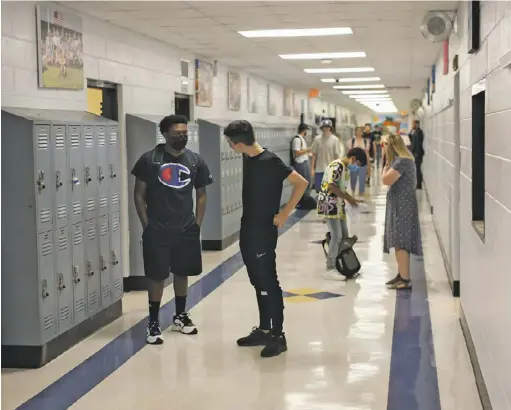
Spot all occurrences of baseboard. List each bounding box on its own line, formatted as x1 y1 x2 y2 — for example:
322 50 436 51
123 275 173 292
1 300 122 369
460 306 493 410
201 230 240 251
423 181 460 297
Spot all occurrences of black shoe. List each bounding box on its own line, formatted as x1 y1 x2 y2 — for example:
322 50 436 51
172 312 198 335
237 327 270 347
261 333 287 358
385 273 401 286
146 321 164 345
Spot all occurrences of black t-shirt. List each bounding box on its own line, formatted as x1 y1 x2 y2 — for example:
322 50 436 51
131 145 213 231
372 130 382 143
241 150 292 234
348 147 368 167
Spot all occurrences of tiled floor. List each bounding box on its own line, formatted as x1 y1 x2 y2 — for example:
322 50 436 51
2 182 482 410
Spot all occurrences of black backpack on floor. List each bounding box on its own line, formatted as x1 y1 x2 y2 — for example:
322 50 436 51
298 194 317 210
321 233 361 279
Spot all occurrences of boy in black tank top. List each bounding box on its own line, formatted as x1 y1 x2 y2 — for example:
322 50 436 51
224 120 308 358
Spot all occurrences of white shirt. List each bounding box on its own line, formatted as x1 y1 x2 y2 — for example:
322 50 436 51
292 134 309 164
311 133 341 172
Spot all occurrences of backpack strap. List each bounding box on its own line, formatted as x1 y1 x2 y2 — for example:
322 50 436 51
151 145 199 185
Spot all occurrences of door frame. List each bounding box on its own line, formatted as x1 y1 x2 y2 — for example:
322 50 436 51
451 71 461 296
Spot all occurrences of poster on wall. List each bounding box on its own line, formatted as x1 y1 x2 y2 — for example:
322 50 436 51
195 59 214 107
247 76 258 113
283 88 293 116
227 71 241 111
292 93 300 117
36 5 84 90
267 84 278 116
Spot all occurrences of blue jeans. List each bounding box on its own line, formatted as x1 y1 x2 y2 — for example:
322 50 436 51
326 218 349 269
314 172 324 193
293 160 311 196
350 165 367 195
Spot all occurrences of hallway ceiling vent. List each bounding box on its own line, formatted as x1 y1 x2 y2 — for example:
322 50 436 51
420 11 453 43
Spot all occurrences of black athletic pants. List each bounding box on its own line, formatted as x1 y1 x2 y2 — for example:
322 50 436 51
415 155 423 189
240 226 284 334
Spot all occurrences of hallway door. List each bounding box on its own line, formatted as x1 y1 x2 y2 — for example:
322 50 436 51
451 71 461 295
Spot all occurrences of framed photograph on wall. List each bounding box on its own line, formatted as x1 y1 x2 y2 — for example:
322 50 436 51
228 71 241 111
36 5 84 89
195 59 214 107
267 84 277 116
283 88 293 116
247 76 258 113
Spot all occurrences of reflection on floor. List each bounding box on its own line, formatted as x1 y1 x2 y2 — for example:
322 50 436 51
2 183 482 410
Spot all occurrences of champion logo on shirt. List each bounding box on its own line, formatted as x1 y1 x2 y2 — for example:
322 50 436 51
158 163 192 189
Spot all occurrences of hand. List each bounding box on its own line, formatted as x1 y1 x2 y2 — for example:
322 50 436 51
346 197 360 207
273 211 289 228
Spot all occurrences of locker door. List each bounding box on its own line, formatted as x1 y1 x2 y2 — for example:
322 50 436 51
71 223 86 325
83 126 97 221
52 125 69 229
110 212 123 302
108 125 120 213
34 125 54 233
68 125 84 225
85 219 100 316
96 126 109 217
55 226 73 334
99 215 111 307
38 231 57 343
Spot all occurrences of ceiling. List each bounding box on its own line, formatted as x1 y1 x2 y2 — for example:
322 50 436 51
66 1 459 114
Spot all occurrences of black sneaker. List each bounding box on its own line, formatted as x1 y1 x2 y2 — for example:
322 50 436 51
146 321 164 345
237 327 270 347
172 312 198 335
261 333 287 358
385 273 401 286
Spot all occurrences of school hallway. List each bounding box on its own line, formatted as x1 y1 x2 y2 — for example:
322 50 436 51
2 182 482 410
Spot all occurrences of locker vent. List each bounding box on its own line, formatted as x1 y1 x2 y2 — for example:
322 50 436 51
40 209 51 224
112 216 120 231
75 298 85 313
41 241 52 256
70 132 80 148
87 226 96 241
109 130 117 145
55 133 65 149
97 131 106 147
73 201 82 215
58 234 68 251
60 306 70 322
113 279 122 292
89 291 98 307
57 205 67 220
102 285 110 299
38 133 49 150
111 193 119 206
100 221 108 236
99 196 108 210
85 130 93 147
43 314 54 331
87 199 95 212
73 229 83 245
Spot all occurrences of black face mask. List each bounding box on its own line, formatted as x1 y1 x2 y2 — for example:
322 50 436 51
168 132 188 151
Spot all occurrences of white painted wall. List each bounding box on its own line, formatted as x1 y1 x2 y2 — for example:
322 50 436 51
419 2 511 409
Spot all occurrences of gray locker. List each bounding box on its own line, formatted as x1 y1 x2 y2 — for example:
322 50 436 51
110 212 123 301
99 215 111 308
52 125 69 229
35 125 54 233
96 126 109 217
38 231 58 343
71 223 87 325
83 125 97 221
85 219 100 315
68 125 84 225
55 226 73 334
108 126 120 213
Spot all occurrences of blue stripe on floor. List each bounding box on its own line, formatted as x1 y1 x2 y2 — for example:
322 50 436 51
16 210 310 410
387 255 441 410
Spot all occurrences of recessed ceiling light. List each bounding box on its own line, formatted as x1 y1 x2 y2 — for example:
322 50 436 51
352 96 391 100
333 84 385 89
279 52 366 60
342 90 388 94
304 67 375 74
321 77 381 83
238 27 352 38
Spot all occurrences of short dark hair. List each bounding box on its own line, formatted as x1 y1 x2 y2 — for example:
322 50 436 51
223 120 255 145
414 119 420 126
298 123 309 133
365 123 371 127
159 114 188 135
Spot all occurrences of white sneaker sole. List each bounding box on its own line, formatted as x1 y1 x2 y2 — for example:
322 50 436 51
171 324 198 335
323 272 346 281
146 334 164 344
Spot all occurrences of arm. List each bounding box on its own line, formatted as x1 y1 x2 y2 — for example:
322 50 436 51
274 171 308 228
382 166 401 186
295 147 311 156
195 187 207 227
134 178 149 229
310 153 316 176
328 183 359 207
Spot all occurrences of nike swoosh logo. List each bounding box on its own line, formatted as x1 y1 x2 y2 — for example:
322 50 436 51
256 253 266 258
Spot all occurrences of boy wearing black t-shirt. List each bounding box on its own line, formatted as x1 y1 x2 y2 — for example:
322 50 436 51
132 115 213 345
224 120 308 358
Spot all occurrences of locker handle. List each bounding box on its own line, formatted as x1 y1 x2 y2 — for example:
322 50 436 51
58 273 66 290
85 166 92 183
37 170 46 192
86 260 94 276
111 250 119 265
73 265 81 283
98 166 105 182
42 279 50 299
110 164 117 179
71 168 80 187
56 170 63 189
100 256 107 271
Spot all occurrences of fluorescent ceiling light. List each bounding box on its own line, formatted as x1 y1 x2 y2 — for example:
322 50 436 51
321 77 380 83
238 27 352 38
304 67 375 74
342 90 388 94
279 52 365 60
352 95 391 100
333 84 385 89
357 100 392 104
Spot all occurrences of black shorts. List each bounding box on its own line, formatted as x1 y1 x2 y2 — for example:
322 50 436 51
142 223 202 280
